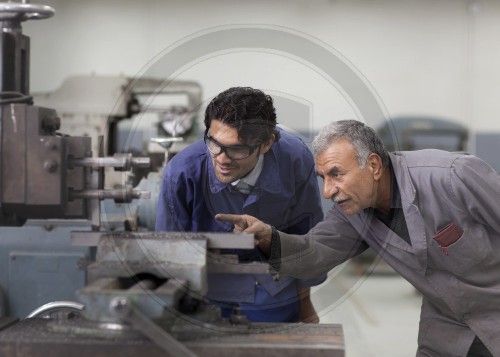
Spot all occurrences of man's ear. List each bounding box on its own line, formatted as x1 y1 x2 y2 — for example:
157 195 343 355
260 134 275 154
367 153 383 180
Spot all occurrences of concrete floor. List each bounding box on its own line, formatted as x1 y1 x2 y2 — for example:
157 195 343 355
311 259 422 357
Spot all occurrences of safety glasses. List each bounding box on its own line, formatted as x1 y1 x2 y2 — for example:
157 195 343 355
204 133 259 160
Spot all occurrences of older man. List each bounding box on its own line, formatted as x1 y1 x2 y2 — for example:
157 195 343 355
217 119 499 356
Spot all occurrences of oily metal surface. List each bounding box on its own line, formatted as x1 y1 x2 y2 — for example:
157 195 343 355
0 318 344 357
71 231 255 249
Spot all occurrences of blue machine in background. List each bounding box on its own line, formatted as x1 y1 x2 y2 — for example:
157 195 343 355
378 116 469 152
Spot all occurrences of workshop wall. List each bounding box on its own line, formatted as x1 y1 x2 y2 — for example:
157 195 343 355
24 0 500 152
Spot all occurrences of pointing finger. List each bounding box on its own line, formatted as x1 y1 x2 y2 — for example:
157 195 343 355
215 213 245 226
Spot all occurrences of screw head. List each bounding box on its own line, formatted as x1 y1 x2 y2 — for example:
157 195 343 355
43 159 58 173
109 296 131 318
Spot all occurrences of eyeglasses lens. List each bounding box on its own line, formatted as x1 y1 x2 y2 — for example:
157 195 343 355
205 135 253 160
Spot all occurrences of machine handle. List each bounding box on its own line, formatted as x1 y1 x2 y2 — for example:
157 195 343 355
109 296 198 357
0 2 54 21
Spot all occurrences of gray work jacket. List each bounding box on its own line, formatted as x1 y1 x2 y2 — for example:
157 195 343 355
277 150 500 356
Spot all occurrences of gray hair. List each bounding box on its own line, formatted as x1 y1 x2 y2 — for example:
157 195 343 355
312 120 390 168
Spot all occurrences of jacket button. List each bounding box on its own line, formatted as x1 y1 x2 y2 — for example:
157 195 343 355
255 280 259 285
427 267 433 275
462 313 471 321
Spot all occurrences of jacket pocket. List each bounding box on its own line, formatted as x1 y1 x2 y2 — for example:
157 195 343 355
431 223 491 274
432 223 463 255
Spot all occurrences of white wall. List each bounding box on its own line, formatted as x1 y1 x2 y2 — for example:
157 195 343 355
23 0 500 142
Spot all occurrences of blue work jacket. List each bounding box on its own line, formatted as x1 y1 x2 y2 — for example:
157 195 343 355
156 129 324 322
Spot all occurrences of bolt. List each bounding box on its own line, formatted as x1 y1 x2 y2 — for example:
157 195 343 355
43 159 58 173
229 307 250 325
44 139 58 151
41 115 61 132
109 296 130 317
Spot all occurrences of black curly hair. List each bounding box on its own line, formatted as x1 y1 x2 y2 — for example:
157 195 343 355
204 87 281 145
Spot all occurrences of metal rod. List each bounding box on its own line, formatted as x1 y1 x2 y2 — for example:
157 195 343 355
71 156 150 169
70 188 150 202
109 297 197 357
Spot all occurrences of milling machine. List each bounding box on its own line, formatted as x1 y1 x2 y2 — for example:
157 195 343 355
0 2 344 356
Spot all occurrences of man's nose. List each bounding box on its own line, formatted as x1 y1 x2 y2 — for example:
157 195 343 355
216 151 233 164
322 179 339 199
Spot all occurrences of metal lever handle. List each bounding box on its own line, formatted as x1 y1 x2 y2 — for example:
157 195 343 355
0 2 54 21
109 296 197 357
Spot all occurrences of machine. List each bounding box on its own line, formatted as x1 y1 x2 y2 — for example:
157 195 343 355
0 2 344 356
377 116 469 152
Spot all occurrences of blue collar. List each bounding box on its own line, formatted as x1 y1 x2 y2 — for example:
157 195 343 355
206 146 281 195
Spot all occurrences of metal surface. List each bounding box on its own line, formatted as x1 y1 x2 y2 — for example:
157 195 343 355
0 316 18 331
85 234 208 295
8 250 87 318
72 231 271 278
1 104 91 220
0 318 344 357
71 231 255 249
71 231 271 276
0 219 93 318
77 277 187 322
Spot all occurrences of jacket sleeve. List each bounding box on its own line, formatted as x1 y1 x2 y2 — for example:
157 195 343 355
450 155 500 234
276 207 369 279
282 144 327 286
